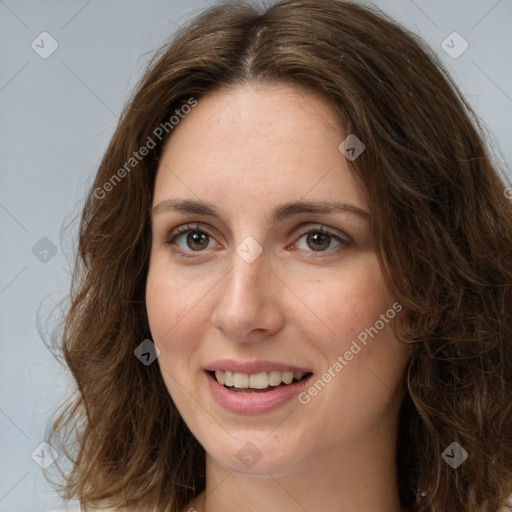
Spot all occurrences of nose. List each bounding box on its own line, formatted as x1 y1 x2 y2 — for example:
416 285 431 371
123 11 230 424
211 249 285 342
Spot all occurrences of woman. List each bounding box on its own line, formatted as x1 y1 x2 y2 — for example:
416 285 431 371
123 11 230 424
46 1 512 511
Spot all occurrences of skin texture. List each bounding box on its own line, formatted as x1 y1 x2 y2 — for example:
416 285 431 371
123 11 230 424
146 82 411 512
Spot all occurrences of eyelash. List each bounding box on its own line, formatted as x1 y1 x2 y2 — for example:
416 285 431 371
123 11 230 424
164 223 350 259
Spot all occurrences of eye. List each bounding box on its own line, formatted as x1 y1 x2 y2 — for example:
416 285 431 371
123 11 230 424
291 225 350 256
165 223 219 256
164 223 350 259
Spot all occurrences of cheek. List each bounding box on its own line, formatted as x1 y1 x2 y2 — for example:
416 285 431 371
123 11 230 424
307 257 395 348
145 263 198 353
304 257 408 396
145 270 199 405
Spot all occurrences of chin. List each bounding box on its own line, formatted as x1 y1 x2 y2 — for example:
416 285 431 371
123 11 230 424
200 430 306 476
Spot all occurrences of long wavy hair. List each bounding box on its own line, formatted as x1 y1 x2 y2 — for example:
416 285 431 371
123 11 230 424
45 1 512 511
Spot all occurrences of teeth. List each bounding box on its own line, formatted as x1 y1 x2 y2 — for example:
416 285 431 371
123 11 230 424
224 371 234 386
282 371 294 384
268 370 282 386
233 372 249 388
249 372 269 389
213 370 308 389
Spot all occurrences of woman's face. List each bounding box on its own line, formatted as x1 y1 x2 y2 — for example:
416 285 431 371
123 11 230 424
146 82 410 476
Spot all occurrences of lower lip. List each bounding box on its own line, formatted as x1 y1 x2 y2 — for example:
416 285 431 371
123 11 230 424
205 371 312 414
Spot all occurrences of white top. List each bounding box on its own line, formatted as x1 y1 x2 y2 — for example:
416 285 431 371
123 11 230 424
48 508 151 512
48 498 512 512
49 509 106 512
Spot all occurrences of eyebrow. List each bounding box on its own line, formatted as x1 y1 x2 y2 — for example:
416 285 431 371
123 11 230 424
151 198 370 223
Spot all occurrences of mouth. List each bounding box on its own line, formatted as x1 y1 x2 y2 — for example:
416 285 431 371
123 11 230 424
207 370 313 393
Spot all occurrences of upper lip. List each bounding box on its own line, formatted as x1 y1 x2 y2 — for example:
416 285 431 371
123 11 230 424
204 359 313 374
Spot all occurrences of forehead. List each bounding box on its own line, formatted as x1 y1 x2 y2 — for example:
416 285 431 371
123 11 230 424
153 82 367 213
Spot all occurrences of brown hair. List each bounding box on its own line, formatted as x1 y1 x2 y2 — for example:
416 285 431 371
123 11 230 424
45 1 512 511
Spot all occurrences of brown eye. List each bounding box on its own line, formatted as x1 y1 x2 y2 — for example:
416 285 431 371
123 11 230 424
306 232 332 251
166 224 218 254
293 226 349 256
184 231 210 251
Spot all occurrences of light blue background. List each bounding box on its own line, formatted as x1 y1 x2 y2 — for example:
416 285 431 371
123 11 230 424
1 1 511 510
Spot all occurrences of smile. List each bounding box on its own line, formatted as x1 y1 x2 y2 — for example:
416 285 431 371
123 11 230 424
205 369 313 414
212 370 311 392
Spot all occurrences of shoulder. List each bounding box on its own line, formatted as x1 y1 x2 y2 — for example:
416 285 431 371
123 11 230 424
48 508 82 512
48 509 81 512
47 509 123 512
47 508 114 512
502 494 512 512
47 507 154 512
